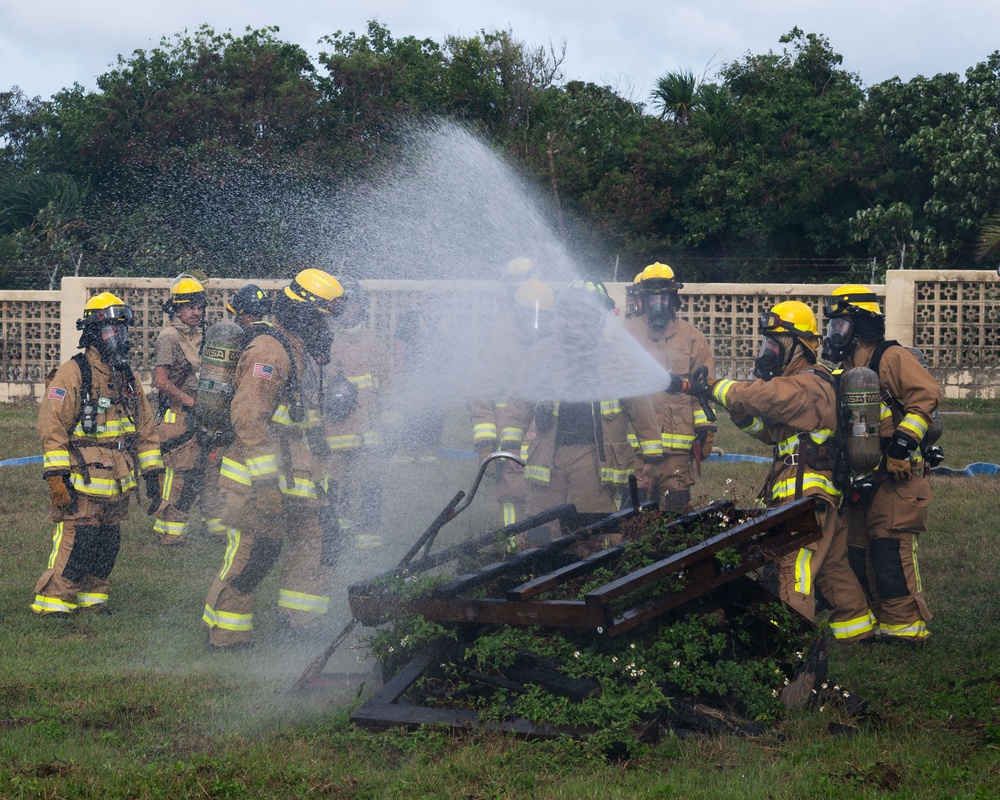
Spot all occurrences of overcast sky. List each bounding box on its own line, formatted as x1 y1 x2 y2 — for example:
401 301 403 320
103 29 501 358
3 1 1000 105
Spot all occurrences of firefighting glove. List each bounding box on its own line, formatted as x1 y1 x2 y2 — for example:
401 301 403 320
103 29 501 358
885 433 918 481
254 479 286 518
144 469 165 515
695 427 716 460
45 472 78 514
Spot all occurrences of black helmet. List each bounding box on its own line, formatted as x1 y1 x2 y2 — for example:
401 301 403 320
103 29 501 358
227 284 271 316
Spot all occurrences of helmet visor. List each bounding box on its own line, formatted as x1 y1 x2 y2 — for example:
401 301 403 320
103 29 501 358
92 304 135 326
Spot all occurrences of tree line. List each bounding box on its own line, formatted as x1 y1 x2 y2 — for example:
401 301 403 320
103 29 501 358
2 22 999 289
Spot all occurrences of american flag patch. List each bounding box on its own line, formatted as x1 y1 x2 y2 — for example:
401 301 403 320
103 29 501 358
252 363 274 380
48 386 67 401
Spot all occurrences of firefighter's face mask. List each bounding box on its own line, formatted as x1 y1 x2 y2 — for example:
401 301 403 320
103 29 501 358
643 292 677 331
98 322 131 369
821 316 855 363
753 335 787 381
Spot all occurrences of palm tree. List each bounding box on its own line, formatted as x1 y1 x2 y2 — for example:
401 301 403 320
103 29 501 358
649 70 697 123
690 83 738 147
976 213 1000 265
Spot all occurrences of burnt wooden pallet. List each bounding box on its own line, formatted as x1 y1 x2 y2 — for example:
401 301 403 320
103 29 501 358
348 496 822 638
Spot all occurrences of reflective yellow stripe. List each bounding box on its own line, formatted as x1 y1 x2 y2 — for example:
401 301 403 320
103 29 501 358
204 518 226 534
503 502 516 527
277 589 330 614
72 420 138 438
693 408 710 427
31 594 77 614
771 474 840 499
627 433 639 451
898 413 929 441
740 417 764 435
138 449 163 470
272 404 313 428
154 518 188 537
879 620 930 638
45 522 64 570
43 450 72 470
473 422 497 443
600 400 622 415
246 455 278 479
348 373 376 389
69 472 137 496
220 457 252 486
520 442 530 460
220 528 241 580
363 431 383 447
662 433 695 451
713 379 737 406
279 474 319 500
202 605 253 631
501 427 525 445
524 465 551 483
830 611 876 640
164 409 178 424
601 466 633 485
77 592 109 607
639 439 663 457
162 467 176 501
326 434 363 450
793 547 813 596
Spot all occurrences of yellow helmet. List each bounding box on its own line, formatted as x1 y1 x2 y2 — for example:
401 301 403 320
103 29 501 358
283 268 344 314
502 257 537 283
825 284 882 316
80 292 134 325
639 262 683 292
513 278 555 311
761 301 820 340
632 272 644 284
168 274 206 307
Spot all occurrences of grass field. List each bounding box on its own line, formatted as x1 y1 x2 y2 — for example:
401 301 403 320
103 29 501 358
1 399 999 799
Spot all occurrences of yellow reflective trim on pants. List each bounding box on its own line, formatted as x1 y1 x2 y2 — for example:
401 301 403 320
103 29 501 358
793 547 813 596
31 595 77 614
154 518 188 537
202 604 253 631
220 528 241 580
503 502 516 527
473 422 497 442
830 611 875 640
45 522 65 570
879 620 930 638
77 592 109 607
204 517 225 534
277 589 330 614
220 457 252 486
912 538 922 592
162 466 176 501
600 400 622 415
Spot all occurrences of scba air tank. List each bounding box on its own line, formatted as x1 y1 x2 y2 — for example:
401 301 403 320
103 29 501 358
194 320 244 430
841 366 883 473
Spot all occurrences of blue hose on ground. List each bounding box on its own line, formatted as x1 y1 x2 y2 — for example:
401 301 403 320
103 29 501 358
0 455 42 468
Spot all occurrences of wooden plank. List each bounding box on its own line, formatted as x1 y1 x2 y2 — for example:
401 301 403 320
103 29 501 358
506 546 621 601
402 597 607 630
584 498 819 608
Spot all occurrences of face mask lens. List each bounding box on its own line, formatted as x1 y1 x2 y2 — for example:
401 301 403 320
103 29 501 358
753 336 784 380
826 317 853 348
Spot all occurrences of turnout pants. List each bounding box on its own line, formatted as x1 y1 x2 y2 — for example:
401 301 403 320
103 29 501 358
32 494 130 614
153 432 225 544
778 497 876 642
522 444 616 547
202 491 336 647
846 474 933 643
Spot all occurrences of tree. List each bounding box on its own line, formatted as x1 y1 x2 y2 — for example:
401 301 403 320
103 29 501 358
649 70 697 123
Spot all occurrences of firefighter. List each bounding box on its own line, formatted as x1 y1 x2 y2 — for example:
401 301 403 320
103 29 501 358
823 285 939 646
325 278 390 550
670 300 875 643
469 273 555 527
32 292 163 617
500 280 664 546
202 268 343 650
227 283 271 333
151 273 211 545
624 262 715 511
